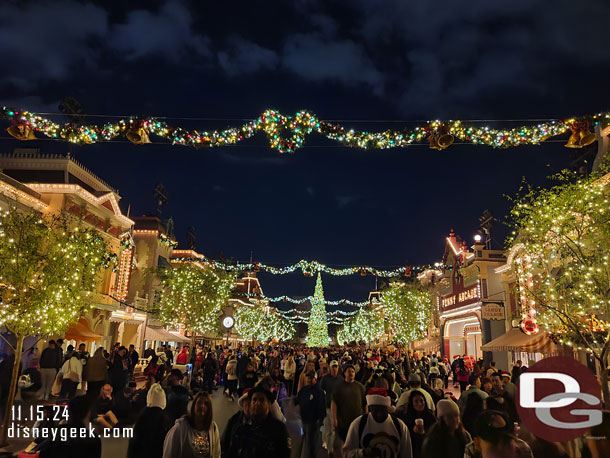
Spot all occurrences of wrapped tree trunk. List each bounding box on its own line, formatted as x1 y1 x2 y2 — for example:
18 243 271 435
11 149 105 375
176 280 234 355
0 335 24 446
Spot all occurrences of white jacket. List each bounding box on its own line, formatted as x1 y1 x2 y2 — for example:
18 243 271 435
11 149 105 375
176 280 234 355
60 357 82 383
163 418 220 458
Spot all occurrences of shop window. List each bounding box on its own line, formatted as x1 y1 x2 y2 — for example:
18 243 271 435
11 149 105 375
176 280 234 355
481 279 488 298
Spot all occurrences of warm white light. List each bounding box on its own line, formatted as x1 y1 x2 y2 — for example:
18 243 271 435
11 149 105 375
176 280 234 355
474 234 482 242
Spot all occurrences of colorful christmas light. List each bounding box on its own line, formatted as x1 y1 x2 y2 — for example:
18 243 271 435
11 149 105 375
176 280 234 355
3 106 606 154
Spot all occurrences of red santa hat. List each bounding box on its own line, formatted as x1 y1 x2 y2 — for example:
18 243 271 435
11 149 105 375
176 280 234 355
366 387 392 407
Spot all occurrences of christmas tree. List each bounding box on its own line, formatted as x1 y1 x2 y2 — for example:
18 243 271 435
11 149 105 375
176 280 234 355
306 272 330 347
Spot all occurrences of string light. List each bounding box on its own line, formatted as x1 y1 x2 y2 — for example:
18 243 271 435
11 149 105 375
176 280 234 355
337 281 433 344
507 171 610 354
172 257 445 278
4 106 605 154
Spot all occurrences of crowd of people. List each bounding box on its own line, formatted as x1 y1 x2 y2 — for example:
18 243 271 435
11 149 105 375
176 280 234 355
4 342 610 458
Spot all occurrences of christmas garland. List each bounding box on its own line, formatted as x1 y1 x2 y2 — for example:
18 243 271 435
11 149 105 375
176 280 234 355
3 106 607 154
172 257 444 278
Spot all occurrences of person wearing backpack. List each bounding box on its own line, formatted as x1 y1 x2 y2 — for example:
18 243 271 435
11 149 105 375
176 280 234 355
343 387 413 458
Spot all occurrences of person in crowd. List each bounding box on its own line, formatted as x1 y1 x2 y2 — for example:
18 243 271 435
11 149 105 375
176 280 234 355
144 345 155 359
77 343 89 364
131 374 156 413
464 410 533 458
127 344 139 381
321 360 343 454
270 367 288 402
92 384 119 429
295 371 326 458
239 362 258 395
226 386 290 458
461 391 486 437
331 364 367 458
128 383 171 458
221 389 251 458
203 352 219 393
39 340 58 401
163 391 221 458
225 355 238 400
401 390 436 458
157 346 169 378
85 348 108 398
420 399 471 458
144 353 160 378
39 395 101 458
458 375 489 413
165 345 174 367
456 361 471 393
489 371 518 423
481 377 493 395
110 345 128 394
283 351 296 396
297 360 316 392
59 352 82 399
55 339 64 371
64 344 75 362
501 371 517 400
254 376 286 422
165 368 189 425
176 346 188 365
396 373 434 414
112 381 139 424
510 366 522 386
343 387 412 458
428 361 440 386
485 361 497 378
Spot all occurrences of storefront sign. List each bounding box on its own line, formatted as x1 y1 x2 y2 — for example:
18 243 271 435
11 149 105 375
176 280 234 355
441 285 480 309
481 302 505 320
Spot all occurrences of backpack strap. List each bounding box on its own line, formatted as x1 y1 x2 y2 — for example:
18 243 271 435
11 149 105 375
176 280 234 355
358 414 368 442
358 413 402 443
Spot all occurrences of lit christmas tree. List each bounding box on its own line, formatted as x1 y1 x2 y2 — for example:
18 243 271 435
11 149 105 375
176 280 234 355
306 272 330 347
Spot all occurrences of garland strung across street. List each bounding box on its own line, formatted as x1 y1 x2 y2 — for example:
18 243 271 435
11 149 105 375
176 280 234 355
245 293 369 307
174 256 441 278
2 106 606 154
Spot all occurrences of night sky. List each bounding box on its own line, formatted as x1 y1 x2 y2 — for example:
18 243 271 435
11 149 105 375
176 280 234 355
1 0 610 303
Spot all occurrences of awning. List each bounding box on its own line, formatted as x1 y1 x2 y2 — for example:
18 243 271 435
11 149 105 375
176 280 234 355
145 327 189 343
414 340 441 353
64 318 102 343
481 328 557 354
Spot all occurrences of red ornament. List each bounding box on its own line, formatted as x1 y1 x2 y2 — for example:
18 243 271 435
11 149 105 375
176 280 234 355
521 317 538 335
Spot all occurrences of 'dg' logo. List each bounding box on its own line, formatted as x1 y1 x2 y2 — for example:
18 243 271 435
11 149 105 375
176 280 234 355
517 356 602 442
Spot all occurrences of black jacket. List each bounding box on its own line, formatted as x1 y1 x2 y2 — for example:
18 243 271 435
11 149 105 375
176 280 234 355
128 407 172 458
39 348 57 369
227 415 290 458
295 384 326 423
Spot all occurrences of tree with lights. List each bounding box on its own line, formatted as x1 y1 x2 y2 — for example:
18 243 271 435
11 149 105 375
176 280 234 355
508 171 610 408
337 307 385 346
155 263 236 340
0 209 109 445
381 280 435 345
306 273 330 347
234 303 296 343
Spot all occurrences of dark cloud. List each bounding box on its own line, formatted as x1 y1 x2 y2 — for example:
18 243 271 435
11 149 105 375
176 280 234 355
108 0 211 60
283 34 384 94
217 36 278 76
0 1 107 84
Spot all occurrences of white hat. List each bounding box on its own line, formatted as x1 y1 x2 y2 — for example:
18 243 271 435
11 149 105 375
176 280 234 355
147 383 166 409
366 387 392 407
